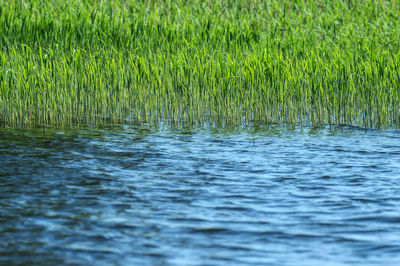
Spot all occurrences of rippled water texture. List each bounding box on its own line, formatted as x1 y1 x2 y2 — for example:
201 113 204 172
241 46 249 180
1 126 400 265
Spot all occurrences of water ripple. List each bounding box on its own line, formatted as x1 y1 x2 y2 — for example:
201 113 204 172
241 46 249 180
1 126 400 265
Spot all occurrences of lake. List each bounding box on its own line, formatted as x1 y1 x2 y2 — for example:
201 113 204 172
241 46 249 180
1 125 400 265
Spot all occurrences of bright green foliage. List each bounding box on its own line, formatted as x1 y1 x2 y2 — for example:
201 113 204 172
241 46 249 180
0 0 399 128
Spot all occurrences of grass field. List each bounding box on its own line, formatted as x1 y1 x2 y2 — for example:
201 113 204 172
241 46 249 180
1 0 399 128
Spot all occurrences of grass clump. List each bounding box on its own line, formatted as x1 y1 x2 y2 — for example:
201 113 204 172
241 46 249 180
1 0 399 128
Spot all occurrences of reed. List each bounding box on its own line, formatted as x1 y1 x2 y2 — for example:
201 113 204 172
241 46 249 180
1 0 399 128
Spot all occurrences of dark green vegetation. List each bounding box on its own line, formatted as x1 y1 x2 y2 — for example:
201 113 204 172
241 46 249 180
1 0 399 128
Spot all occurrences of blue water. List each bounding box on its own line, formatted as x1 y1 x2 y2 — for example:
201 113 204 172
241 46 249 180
1 125 400 265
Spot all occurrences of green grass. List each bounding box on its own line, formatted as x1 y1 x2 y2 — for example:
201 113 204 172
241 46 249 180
1 0 399 128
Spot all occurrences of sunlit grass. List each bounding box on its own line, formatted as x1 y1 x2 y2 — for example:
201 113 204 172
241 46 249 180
1 0 399 128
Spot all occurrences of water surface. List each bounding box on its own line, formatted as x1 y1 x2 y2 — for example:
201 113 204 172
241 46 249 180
1 125 400 265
